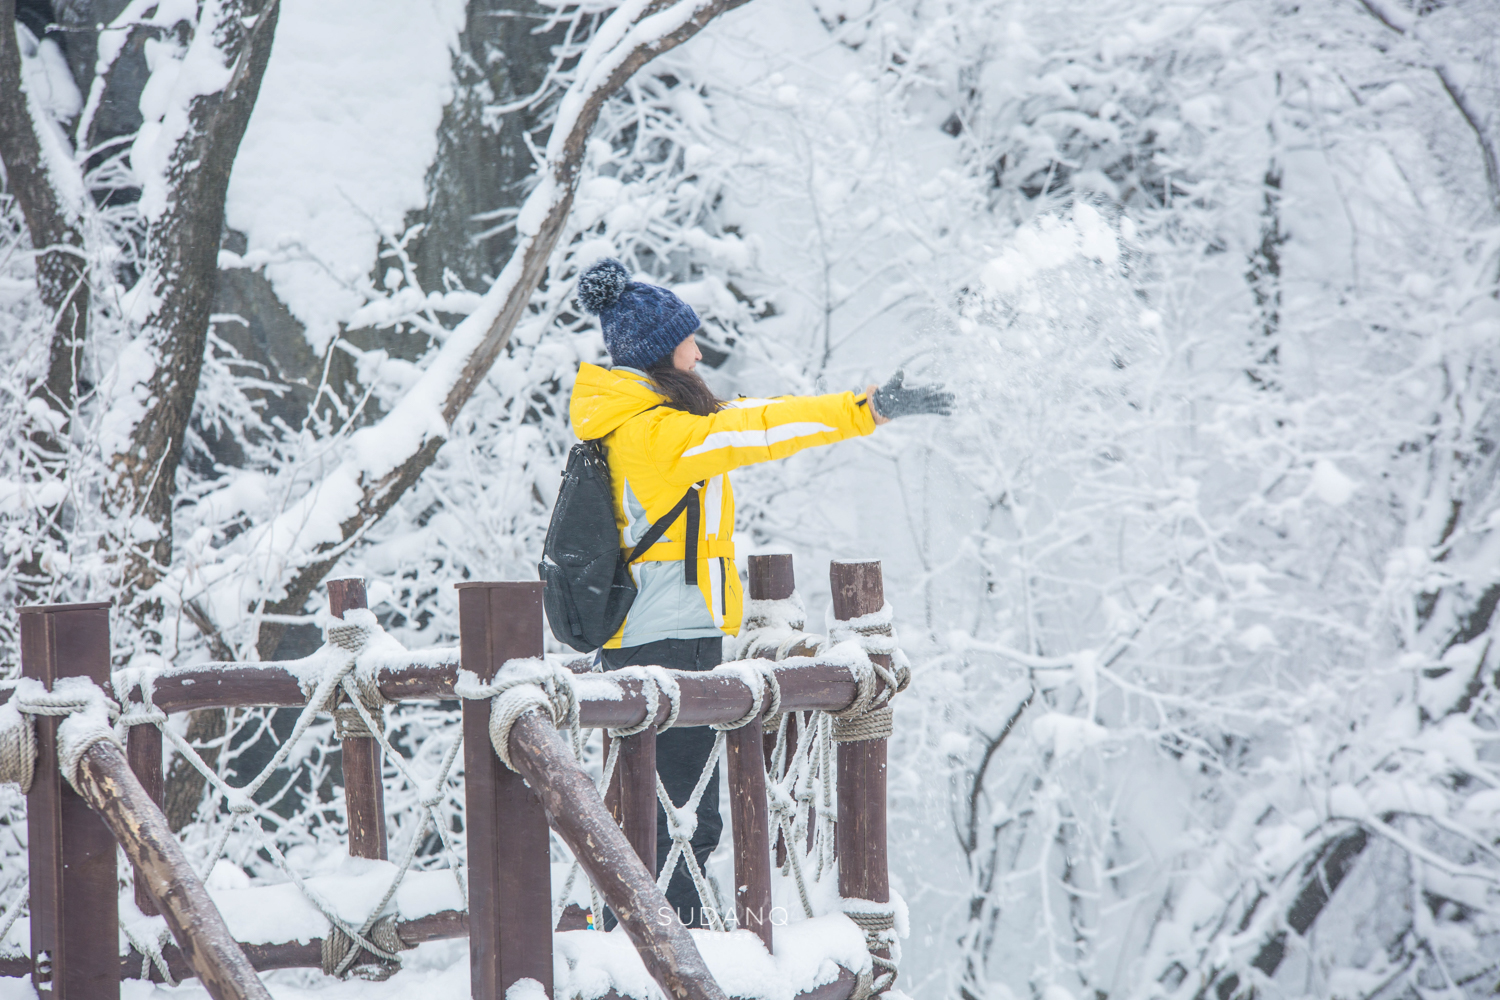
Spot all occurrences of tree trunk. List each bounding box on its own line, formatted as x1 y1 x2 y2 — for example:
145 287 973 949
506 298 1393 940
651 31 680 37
0 0 92 603
104 0 282 641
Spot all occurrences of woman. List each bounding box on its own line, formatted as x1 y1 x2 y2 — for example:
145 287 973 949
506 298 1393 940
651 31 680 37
571 257 950 927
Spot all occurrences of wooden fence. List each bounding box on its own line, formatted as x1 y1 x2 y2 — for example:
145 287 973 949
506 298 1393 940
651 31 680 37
5 554 898 1000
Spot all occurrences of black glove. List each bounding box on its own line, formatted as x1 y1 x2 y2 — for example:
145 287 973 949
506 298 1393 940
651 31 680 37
869 370 954 419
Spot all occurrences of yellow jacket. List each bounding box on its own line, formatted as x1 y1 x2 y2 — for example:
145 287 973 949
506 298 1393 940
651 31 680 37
569 363 877 647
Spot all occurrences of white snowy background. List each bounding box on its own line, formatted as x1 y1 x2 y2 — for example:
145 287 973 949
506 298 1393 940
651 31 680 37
4 0 1500 997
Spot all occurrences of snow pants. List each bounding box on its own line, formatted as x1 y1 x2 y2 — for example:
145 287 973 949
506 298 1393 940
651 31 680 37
600 636 724 928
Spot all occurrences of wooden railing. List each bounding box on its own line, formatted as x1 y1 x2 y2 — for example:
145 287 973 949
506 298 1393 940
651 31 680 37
6 554 897 1000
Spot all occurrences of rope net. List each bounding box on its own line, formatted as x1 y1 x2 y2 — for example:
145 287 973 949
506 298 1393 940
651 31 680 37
0 592 909 994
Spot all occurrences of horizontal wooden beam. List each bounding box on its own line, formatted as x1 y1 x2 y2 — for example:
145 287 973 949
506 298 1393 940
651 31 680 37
121 909 464 983
95 659 877 727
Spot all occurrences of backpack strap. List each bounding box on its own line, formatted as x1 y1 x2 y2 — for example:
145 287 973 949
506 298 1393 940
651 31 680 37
603 410 706 586
624 483 704 585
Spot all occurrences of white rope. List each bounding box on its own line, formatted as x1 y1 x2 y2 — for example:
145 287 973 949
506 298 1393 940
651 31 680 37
655 732 728 931
122 913 178 987
323 633 471 916
825 604 909 991
327 621 390 740
777 631 818 660
152 705 402 977
709 662 781 731
551 732 620 932
765 714 816 920
322 915 411 980
325 691 464 978
826 602 899 655
1 678 123 791
842 899 899 997
550 665 682 931
58 591 910 985
0 707 35 792
456 659 578 772
606 665 681 738
600 659 782 931
825 605 910 745
462 652 602 949
816 712 838 878
118 619 466 980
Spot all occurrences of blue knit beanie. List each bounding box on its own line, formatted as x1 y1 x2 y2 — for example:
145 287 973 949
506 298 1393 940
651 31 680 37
577 259 700 370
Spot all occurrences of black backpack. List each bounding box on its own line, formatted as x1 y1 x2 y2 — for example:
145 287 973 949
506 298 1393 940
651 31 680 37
539 440 700 652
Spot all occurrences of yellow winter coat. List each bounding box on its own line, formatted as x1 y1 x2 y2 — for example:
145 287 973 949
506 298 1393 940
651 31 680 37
569 363 878 647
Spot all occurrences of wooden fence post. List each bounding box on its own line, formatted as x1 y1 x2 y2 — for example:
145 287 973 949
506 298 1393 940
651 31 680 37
725 716 773 951
127 723 164 915
327 578 387 860
829 561 890 929
746 553 794 606
458 582 552 1000
746 555 813 862
746 555 793 785
604 730 658 875
741 553 796 947
19 601 118 1000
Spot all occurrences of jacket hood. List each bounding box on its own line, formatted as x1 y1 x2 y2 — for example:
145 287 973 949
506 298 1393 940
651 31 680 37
570 363 666 441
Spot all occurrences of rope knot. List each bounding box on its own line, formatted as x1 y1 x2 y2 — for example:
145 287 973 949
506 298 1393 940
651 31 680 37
458 659 578 772
7 678 122 790
0 702 36 793
321 914 411 980
321 613 391 737
333 702 377 740
731 591 812 660
326 621 372 655
824 603 910 743
842 898 900 998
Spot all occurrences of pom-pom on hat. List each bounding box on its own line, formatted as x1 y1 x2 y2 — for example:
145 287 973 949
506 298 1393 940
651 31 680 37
578 258 700 370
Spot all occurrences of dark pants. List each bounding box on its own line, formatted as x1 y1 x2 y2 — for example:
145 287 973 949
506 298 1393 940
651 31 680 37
600 636 723 927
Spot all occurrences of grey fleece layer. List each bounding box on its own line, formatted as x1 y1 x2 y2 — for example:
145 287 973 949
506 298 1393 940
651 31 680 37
611 367 726 645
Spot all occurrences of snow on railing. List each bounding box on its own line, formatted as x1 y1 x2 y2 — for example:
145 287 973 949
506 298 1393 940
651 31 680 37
1 553 908 1000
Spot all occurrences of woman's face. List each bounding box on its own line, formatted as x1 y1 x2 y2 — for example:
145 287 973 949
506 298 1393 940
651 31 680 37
672 333 702 372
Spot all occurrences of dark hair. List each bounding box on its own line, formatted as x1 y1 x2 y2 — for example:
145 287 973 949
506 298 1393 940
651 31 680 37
645 358 722 416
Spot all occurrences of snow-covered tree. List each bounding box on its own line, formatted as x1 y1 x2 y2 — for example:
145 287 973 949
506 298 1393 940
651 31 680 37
4 0 1499 995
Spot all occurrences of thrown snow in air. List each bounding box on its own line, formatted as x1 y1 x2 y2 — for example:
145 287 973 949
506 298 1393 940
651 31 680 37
224 0 467 350
980 203 1119 297
1309 458 1357 506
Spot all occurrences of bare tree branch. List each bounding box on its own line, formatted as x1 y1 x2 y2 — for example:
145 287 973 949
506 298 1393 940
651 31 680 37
1355 0 1500 214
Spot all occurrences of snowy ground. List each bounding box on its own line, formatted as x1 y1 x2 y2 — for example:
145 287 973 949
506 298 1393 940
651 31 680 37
0 851 871 1000
0 919 865 1000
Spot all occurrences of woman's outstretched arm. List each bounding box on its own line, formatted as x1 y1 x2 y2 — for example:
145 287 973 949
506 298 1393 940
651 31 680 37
634 389 879 485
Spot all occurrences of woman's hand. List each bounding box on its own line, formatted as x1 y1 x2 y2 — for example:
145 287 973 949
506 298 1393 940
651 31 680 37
868 371 954 421
865 385 892 425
